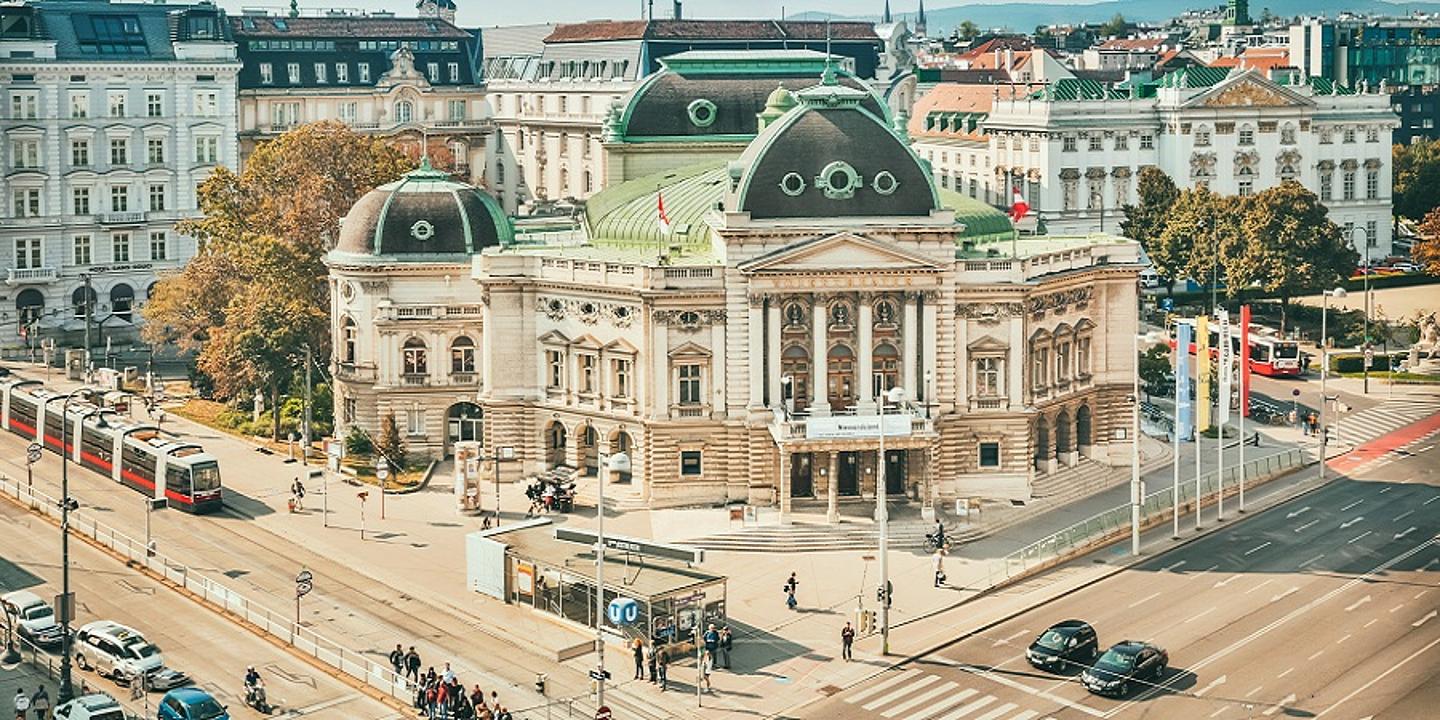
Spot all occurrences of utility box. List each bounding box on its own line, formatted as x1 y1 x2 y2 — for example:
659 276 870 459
65 349 86 380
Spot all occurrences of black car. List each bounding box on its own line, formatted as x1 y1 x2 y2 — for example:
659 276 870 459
1081 640 1168 697
1026 620 1098 670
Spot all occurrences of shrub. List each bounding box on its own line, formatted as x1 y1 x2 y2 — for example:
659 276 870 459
345 424 373 457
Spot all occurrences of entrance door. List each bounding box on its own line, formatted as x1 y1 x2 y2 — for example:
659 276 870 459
884 450 905 495
827 344 856 411
445 402 483 456
790 453 813 497
838 452 860 495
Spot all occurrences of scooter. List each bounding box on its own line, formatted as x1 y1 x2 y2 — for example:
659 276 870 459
245 683 272 714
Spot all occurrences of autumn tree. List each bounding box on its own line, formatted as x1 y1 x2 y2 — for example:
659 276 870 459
1121 167 1180 293
1229 182 1358 331
1413 206 1440 276
1393 138 1440 221
376 411 408 473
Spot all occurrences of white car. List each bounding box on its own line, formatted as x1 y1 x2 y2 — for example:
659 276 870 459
53 693 125 720
1138 267 1162 289
1 589 63 648
74 620 166 686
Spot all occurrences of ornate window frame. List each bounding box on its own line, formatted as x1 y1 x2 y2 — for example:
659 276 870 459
815 160 862 200
686 98 717 128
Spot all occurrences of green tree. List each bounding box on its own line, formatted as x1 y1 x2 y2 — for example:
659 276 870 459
1121 167 1180 293
958 20 980 41
375 411 408 473
1229 182 1358 331
1138 345 1173 400
1100 13 1127 36
1413 205 1440 276
1393 138 1440 221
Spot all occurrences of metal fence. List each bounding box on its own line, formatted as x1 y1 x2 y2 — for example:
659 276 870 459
0 472 414 708
986 447 1305 586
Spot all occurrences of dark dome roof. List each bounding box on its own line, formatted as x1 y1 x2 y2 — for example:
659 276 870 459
333 159 512 260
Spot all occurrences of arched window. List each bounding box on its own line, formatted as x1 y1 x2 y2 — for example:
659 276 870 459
872 343 900 397
110 283 134 320
72 286 96 320
1194 125 1212 147
341 317 358 364
394 99 414 123
450 336 476 373
402 337 427 376
16 288 44 327
1280 123 1296 145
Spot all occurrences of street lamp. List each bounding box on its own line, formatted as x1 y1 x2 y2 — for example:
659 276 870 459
1349 226 1373 395
1130 328 1142 556
780 375 794 419
594 449 631 711
58 387 94 702
1319 287 1347 485
2 602 21 667
877 385 906 656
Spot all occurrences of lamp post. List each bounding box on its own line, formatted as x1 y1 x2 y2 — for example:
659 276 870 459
2 601 21 666
1130 328 1142 556
1319 287 1347 484
780 375 794 419
594 450 631 711
877 385 906 656
58 387 93 702
1350 227 1372 395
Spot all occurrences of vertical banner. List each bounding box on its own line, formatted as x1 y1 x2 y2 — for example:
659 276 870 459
1175 321 1193 441
1196 315 1211 433
1217 309 1233 425
1239 305 1252 417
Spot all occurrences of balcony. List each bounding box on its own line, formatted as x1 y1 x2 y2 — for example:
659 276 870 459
400 374 430 387
376 304 485 322
969 396 1010 412
96 211 147 226
768 406 934 444
334 363 378 382
6 266 59 285
670 403 710 419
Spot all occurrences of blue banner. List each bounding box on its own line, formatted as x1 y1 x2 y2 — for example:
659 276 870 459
1175 321 1194 441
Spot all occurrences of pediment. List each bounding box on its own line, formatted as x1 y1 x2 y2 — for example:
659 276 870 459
967 334 1010 353
537 329 571 345
603 337 639 354
572 334 602 349
668 341 712 358
1185 73 1314 110
739 232 944 274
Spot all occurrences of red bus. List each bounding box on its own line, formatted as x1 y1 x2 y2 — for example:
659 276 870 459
1166 321 1302 377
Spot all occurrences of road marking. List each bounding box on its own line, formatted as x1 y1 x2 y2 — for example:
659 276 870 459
880 680 958 718
1415 610 1438 627
1379 487 1392 494
1128 592 1161 608
1340 516 1365 529
1309 650 1325 660
1245 542 1273 556
1348 531 1373 544
1394 510 1414 522
862 674 940 711
1341 499 1364 512
845 670 918 703
933 661 1106 718
932 695 996 720
1246 686 1264 698
1271 587 1299 603
1184 607 1216 624
897 689 976 720
277 694 361 717
1008 712 1039 720
1299 553 1326 569
1363 619 1379 628
1390 603 1406 613
1416 590 1430 600
1244 579 1276 595
1277 667 1294 678
1191 564 1220 582
1263 693 1297 716
1424 496 1438 506
1345 596 1372 611
1286 506 1311 519
1209 709 1227 718
1336 634 1352 644
1195 674 1228 697
991 629 1030 648
1163 560 1187 572
1316 636 1440 717
1294 519 1320 533
971 703 1018 720
1214 574 1241 588
1395 526 1416 540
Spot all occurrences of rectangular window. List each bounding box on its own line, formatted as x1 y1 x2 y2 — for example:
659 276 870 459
358 63 370 83
195 136 218 165
448 62 460 82
1062 136 1077 152
13 238 41 269
1343 171 1356 200
271 102 299 128
146 91 162 118
70 92 89 118
405 409 425 436
680 450 703 476
259 63 273 84
148 183 166 212
110 185 129 212
1365 220 1378 248
1320 172 1333 200
194 91 217 117
1139 133 1154 150
108 91 126 117
1033 347 1050 389
1365 169 1379 200
448 99 465 121
11 139 40 169
287 63 300 83
313 63 327 84
109 138 128 165
338 102 358 125
1343 127 1356 143
335 64 348 84
12 189 41 217
1077 337 1091 376
1238 179 1254 197
10 92 38 119
546 350 564 389
978 442 1001 468
578 354 596 394
1238 127 1255 145
147 138 165 165
72 234 92 266
149 230 167 260
71 186 91 215
1088 134 1103 151
677 364 703 405
612 358 631 398
1114 134 1128 151
427 63 439 82
1366 127 1379 143
975 357 1001 397
111 232 130 262
71 138 90 166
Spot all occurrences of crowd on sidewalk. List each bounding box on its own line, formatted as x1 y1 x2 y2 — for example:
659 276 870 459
625 623 733 694
12 686 51 720
389 645 513 720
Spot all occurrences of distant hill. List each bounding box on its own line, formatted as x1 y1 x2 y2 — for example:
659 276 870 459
794 0 1440 34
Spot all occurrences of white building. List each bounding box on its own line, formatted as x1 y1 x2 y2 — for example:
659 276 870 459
0 0 239 354
980 67 1398 255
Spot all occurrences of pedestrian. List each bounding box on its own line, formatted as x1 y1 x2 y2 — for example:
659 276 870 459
497 706 513 720
703 623 719 661
425 667 438 690
28 689 47 720
424 681 439 720
389 644 405 675
655 645 670 691
470 686 485 710
784 571 799 610
933 549 947 587
644 641 657 682
718 626 733 669
405 646 422 683
841 621 855 661
13 688 30 720
291 475 306 510
442 662 455 685
700 650 714 693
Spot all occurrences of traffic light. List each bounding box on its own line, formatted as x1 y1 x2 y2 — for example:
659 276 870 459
534 673 547 696
858 610 876 634
874 580 893 608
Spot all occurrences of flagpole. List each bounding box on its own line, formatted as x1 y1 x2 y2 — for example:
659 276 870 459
1239 305 1251 513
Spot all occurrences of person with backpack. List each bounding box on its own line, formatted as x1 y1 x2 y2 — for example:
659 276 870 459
655 645 670 691
14 688 30 720
28 689 48 720
784 572 799 610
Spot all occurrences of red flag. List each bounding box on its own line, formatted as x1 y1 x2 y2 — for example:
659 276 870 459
1009 186 1030 223
1240 305 1252 417
657 191 671 235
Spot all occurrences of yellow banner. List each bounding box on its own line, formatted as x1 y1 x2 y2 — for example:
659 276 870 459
1196 315 1211 432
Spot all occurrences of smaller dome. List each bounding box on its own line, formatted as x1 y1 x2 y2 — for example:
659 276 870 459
332 157 512 260
765 84 798 114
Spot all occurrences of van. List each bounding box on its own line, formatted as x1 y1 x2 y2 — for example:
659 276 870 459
74 620 164 685
53 692 125 720
1138 266 1162 289
1 589 63 647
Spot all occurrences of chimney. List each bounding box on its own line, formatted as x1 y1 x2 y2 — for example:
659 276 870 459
1005 46 1014 72
673 0 682 19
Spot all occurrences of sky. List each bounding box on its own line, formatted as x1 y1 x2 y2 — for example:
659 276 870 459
215 0 1011 27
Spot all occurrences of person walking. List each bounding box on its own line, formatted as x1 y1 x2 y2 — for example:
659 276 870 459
840 621 855 661
405 646 422 683
703 624 719 661
784 572 799 611
27 689 48 720
645 641 657 682
699 650 714 693
718 626 733 669
389 644 405 675
655 645 670 691
442 662 455 685
13 688 30 720
291 476 306 510
632 638 645 680
933 548 947 588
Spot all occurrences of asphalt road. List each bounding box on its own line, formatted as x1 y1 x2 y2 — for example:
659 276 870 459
804 438 1440 720
0 500 398 719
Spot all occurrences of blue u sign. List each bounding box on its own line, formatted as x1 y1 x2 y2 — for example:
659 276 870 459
607 597 639 625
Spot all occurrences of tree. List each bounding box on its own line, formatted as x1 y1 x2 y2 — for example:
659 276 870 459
1414 205 1440 276
1121 167 1180 293
958 20 980 41
1229 182 1358 331
1139 345 1173 400
375 411 408 473
1100 13 1127 37
1393 138 1440 221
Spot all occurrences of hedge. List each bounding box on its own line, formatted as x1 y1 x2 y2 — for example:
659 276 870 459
1327 351 1405 373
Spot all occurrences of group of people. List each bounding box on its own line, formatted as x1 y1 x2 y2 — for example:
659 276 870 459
1296 410 1323 438
523 479 576 515
628 624 734 693
11 688 49 720
389 645 512 720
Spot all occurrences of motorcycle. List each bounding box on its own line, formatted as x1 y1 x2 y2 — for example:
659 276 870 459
245 683 271 714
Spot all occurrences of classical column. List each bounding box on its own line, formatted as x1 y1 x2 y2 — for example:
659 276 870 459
710 317 725 416
653 320 669 415
1009 316 1024 408
811 296 829 416
748 298 764 408
857 297 875 412
779 450 792 524
767 300 782 412
921 294 938 405
956 312 970 409
826 451 840 524
902 293 919 400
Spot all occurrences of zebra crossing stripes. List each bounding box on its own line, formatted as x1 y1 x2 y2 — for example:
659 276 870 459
846 670 922 704
933 694 996 720
863 675 941 711
897 688 976 720
882 680 960 718
1330 400 1440 447
843 670 1061 720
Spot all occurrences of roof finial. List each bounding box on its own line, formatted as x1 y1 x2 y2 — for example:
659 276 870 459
882 0 892 23
821 19 838 86
288 0 298 18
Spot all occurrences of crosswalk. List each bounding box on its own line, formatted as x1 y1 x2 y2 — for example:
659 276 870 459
1328 399 1440 448
842 669 1057 720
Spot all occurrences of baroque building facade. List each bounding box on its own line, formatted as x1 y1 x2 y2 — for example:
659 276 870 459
328 53 1141 513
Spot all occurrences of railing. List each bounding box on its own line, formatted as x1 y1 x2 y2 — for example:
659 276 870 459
334 363 377 382
378 304 485 322
96 211 147 225
6 266 59 284
449 372 477 385
671 404 708 419
400 374 429 386
970 397 1008 411
0 472 413 707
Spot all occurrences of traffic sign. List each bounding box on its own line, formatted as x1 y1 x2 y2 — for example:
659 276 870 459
296 569 314 597
26 442 41 464
595 706 612 720
1364 347 1375 367
588 669 611 681
376 457 389 481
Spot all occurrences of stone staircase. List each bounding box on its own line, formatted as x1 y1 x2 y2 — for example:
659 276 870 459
1030 458 1126 505
686 517 979 553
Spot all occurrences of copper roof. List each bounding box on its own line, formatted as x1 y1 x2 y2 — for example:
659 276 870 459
544 19 879 43
229 15 471 39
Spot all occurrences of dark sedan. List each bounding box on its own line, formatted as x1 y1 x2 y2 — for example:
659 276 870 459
1026 620 1098 670
1081 640 1168 697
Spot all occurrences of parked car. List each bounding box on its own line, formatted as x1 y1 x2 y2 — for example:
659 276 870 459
1138 267 1162 289
1026 619 1099 670
1081 640 1168 697
1 589 64 648
73 620 184 688
52 693 125 720
158 687 230 720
